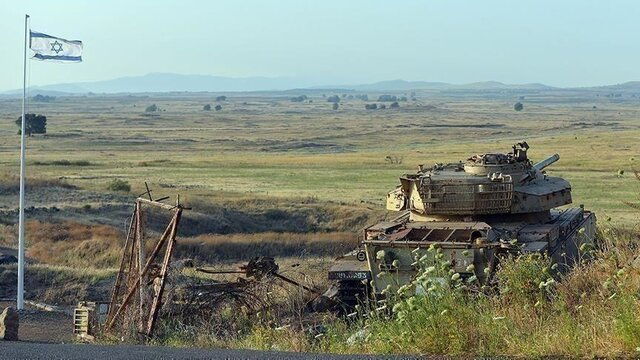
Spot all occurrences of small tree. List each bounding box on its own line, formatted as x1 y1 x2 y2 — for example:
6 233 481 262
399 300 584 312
16 114 47 136
215 104 222 111
326 95 340 103
332 103 339 110
203 104 212 111
514 102 524 111
145 104 158 112
32 94 55 102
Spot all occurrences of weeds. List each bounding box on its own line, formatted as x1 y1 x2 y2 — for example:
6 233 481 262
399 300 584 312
32 159 92 166
156 227 640 357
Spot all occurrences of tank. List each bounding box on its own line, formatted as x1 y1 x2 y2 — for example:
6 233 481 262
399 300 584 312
313 142 596 310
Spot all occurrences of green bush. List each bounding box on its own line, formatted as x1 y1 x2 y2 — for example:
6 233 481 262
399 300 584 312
496 254 553 306
107 179 131 192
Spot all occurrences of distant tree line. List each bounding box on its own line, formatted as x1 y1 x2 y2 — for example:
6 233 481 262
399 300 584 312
291 95 308 102
377 95 408 102
32 94 56 102
365 102 400 110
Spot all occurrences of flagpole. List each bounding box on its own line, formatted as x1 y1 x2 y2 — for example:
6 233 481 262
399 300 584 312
17 13 30 310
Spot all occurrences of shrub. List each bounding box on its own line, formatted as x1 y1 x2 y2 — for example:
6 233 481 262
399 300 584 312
378 94 397 102
216 95 227 101
145 104 158 112
32 94 55 102
390 101 399 108
203 104 211 111
16 114 47 136
290 95 307 102
514 102 524 111
326 95 340 103
107 179 131 192
332 103 339 110
365 103 377 110
215 105 222 111
385 155 403 164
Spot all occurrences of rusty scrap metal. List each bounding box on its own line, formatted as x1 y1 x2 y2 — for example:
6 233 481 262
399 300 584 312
105 194 185 338
196 257 321 295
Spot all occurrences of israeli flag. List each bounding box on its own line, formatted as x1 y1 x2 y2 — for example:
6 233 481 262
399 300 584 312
30 31 83 62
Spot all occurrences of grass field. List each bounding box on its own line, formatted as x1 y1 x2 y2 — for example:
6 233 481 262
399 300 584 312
0 88 639 355
0 90 638 225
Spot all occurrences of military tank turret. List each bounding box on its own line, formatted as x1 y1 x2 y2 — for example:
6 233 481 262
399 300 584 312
314 142 596 310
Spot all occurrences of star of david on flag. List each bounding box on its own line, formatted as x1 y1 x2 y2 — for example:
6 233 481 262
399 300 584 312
29 31 83 62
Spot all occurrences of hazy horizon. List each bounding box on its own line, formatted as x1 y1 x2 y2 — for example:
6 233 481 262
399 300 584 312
2 0 640 92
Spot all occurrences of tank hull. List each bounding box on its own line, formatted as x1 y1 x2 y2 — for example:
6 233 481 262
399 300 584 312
323 208 595 306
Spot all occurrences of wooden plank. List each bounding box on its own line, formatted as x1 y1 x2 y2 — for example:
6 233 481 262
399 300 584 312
144 209 182 336
136 201 145 333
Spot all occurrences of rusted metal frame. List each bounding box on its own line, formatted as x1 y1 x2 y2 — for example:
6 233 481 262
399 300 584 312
419 228 435 241
442 229 457 242
106 210 137 323
196 268 246 275
105 210 179 331
137 197 179 211
135 200 145 333
144 209 182 336
364 240 501 249
144 182 153 200
272 272 320 295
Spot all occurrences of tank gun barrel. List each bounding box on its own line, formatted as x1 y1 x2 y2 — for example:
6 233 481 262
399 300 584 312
533 153 560 171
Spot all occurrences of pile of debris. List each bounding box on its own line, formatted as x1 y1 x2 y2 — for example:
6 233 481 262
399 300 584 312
100 189 320 341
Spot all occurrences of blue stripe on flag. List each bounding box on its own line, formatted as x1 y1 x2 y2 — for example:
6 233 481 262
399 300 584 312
32 53 82 62
30 31 83 45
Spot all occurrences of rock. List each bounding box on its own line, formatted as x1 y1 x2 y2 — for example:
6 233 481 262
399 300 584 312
0 254 18 265
0 307 19 341
346 328 370 346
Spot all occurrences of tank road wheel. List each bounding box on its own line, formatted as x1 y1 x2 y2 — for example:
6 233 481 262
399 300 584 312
310 280 369 313
335 280 369 310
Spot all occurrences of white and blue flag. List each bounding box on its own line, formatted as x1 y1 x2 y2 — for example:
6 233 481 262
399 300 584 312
29 31 83 62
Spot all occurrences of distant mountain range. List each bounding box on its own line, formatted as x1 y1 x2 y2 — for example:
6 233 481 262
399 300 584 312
2 73 639 96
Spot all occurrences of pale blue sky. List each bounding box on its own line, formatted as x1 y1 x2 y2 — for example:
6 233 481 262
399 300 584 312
1 0 639 91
